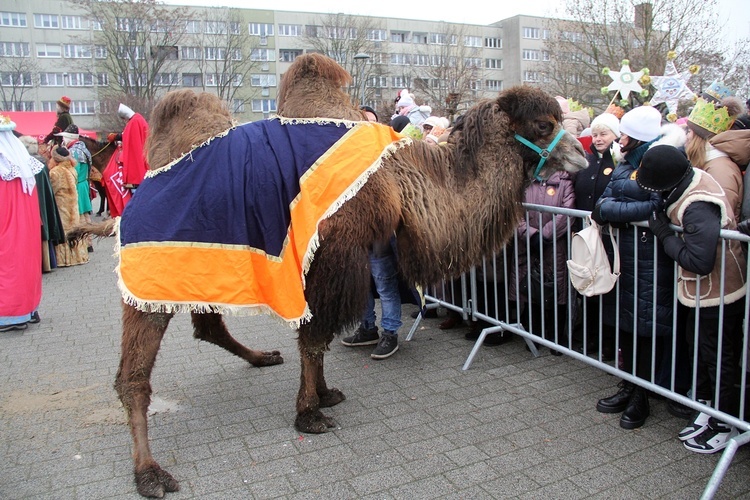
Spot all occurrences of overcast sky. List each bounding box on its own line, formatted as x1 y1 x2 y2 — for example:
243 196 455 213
168 0 749 43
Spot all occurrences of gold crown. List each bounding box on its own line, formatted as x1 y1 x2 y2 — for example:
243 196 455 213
688 98 734 136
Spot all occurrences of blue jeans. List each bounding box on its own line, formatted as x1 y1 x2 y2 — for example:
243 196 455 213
362 246 402 335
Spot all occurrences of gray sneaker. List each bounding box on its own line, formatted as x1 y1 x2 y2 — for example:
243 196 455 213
341 325 379 346
371 332 399 359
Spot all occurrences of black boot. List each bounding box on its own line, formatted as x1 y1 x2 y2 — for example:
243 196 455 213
620 387 649 429
596 381 634 413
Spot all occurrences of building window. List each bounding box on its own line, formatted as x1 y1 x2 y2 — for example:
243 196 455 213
116 17 145 32
40 72 65 86
204 47 227 60
182 73 202 87
522 27 540 39
542 50 550 61
64 44 92 58
522 49 540 61
250 74 277 87
279 49 302 62
484 37 502 49
204 21 228 34
485 58 502 70
70 100 96 114
366 29 387 41
185 20 201 33
181 46 201 60
151 46 178 60
0 12 27 27
523 71 540 82
35 43 60 58
3 42 30 57
278 24 301 36
94 45 107 59
232 99 245 113
249 23 274 36
390 53 410 65
3 100 34 111
0 72 32 86
391 31 408 43
250 48 274 61
68 73 94 86
117 46 144 60
412 32 428 44
464 35 482 47
34 13 59 29
465 57 482 68
60 15 87 30
251 99 276 113
392 76 410 88
154 72 179 86
97 73 108 86
413 54 430 66
486 79 503 92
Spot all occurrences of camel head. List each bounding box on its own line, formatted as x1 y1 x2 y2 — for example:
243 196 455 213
497 86 587 180
276 53 367 121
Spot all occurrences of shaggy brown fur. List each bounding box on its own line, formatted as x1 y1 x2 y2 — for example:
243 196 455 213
78 53 587 498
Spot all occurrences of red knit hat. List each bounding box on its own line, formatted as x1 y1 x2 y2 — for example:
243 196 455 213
57 96 71 109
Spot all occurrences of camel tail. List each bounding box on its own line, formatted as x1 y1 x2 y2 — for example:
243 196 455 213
66 219 117 245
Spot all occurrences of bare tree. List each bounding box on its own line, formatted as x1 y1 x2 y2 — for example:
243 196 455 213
0 54 39 111
73 0 191 114
405 25 483 121
301 13 386 108
183 8 261 112
539 0 737 111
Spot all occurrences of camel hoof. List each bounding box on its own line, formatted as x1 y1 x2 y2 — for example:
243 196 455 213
250 350 284 367
135 464 179 498
295 410 336 433
319 387 346 408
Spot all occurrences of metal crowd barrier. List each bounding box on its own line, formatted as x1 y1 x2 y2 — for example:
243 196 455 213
406 203 750 499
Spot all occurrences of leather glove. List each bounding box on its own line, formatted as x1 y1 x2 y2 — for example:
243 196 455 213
649 211 673 241
737 219 750 236
528 232 541 254
590 204 606 226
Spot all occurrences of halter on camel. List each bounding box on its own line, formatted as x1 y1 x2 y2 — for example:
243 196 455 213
514 128 567 181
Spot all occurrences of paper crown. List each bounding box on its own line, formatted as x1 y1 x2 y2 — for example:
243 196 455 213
701 81 733 103
688 98 734 137
0 114 16 131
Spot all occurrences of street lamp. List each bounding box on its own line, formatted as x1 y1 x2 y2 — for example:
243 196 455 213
353 52 370 106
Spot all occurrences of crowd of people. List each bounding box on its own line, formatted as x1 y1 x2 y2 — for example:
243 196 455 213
0 97 150 333
4 85 749 455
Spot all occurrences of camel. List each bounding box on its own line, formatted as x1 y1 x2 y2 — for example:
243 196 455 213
72 54 587 497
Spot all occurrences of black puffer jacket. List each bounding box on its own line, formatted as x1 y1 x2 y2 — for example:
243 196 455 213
594 141 675 337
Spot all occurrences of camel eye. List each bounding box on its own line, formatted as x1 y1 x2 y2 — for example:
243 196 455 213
536 120 554 135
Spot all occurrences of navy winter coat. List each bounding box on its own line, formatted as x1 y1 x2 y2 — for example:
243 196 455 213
594 143 676 337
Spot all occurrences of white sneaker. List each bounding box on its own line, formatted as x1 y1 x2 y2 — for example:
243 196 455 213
683 422 739 454
678 400 712 442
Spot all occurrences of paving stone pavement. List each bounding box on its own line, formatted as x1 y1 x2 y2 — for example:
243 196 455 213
1 235 749 499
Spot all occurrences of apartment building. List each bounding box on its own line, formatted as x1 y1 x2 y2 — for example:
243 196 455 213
0 0 550 130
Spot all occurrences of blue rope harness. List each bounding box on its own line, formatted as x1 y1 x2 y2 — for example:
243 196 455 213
514 128 567 181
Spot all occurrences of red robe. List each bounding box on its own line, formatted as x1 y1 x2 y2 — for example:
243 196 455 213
102 145 131 217
120 113 149 186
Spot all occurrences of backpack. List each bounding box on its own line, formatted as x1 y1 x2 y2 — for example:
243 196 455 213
566 219 620 297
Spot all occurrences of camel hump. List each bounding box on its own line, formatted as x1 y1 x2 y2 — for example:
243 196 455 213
285 53 352 88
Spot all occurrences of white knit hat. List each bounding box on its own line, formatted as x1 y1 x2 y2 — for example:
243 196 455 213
397 89 414 108
619 106 662 142
118 103 135 120
590 113 621 137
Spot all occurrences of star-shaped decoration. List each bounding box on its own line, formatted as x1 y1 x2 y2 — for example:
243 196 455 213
649 58 695 115
606 62 644 99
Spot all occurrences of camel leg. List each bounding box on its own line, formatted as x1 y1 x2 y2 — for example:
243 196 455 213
295 325 341 433
191 312 283 367
114 304 178 498
317 355 345 408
